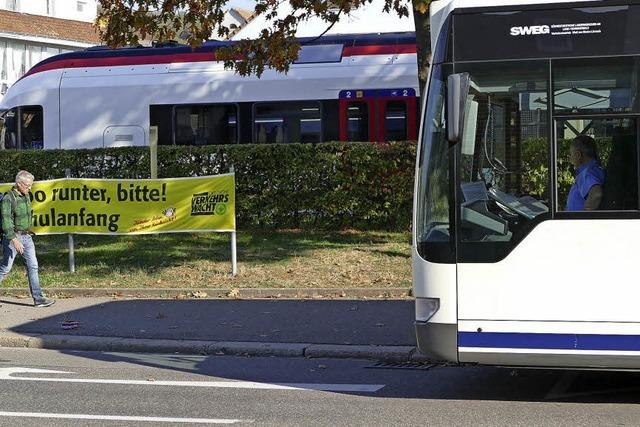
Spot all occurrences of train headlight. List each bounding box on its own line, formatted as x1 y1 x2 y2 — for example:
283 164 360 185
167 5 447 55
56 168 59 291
415 297 440 322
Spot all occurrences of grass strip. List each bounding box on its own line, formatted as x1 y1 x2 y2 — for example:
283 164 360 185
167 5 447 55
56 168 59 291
0 229 411 291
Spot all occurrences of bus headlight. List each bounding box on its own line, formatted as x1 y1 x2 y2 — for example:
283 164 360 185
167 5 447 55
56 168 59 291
416 297 440 322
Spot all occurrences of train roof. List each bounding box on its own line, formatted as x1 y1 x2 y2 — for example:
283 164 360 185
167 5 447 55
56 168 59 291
23 31 416 79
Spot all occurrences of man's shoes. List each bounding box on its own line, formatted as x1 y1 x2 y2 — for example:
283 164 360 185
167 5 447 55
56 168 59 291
34 298 55 308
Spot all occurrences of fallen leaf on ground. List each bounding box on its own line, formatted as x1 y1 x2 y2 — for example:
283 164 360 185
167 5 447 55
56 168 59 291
190 291 208 299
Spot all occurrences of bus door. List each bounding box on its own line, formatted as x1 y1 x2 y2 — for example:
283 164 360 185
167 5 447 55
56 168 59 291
339 91 376 142
451 63 556 364
375 89 418 142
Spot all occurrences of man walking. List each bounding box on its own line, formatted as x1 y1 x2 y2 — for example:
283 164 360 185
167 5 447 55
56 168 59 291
0 170 54 307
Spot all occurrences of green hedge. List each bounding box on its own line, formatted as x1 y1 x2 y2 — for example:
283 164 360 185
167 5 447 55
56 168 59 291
0 141 417 231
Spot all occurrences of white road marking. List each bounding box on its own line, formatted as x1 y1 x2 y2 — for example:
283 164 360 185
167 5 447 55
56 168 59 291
0 367 384 392
0 411 249 424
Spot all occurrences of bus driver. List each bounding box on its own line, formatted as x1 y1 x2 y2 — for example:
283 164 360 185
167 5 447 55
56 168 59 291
566 135 605 211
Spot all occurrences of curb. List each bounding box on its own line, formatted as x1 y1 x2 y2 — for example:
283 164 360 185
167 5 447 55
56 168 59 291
0 331 431 362
0 288 413 299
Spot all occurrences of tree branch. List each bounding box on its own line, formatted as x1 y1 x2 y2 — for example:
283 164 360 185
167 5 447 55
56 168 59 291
301 5 344 45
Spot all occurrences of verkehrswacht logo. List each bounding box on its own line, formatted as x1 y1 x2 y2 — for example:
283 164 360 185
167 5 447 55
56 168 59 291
191 192 229 216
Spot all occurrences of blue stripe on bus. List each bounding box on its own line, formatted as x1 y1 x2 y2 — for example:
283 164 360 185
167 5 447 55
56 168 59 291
458 331 640 351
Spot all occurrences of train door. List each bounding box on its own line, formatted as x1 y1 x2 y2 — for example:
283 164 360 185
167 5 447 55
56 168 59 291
339 93 376 142
339 88 417 142
377 95 418 141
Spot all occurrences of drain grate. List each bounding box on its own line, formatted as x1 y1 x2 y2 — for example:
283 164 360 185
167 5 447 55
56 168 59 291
365 361 436 370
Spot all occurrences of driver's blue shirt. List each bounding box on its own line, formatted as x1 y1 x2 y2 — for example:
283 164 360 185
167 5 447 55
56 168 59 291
566 159 605 211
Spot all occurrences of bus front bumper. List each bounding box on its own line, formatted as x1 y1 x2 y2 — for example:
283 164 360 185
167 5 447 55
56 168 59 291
415 321 458 363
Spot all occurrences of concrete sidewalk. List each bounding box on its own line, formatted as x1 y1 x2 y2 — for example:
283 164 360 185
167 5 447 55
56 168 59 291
0 295 428 362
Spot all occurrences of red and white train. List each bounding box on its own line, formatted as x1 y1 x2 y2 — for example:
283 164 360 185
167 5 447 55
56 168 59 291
0 32 418 150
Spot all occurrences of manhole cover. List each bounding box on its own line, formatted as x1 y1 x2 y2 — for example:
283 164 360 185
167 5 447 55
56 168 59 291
365 361 436 370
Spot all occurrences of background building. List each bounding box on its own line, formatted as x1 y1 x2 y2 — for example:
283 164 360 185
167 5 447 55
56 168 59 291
0 0 98 22
0 0 99 99
222 7 253 37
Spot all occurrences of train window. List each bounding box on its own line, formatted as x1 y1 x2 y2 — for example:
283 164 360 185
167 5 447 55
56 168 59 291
0 108 18 149
255 118 284 144
347 102 368 141
227 112 237 143
254 102 322 144
174 104 238 146
149 105 173 145
385 101 407 141
300 118 322 143
0 106 43 150
21 106 44 149
294 44 343 64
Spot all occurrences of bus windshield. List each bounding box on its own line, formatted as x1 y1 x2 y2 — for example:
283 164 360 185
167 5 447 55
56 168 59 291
455 61 550 256
416 61 552 262
416 65 452 262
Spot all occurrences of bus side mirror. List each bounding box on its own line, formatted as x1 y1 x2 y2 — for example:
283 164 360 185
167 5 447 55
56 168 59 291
447 73 471 144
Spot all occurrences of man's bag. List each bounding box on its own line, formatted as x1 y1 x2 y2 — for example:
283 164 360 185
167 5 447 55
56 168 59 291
0 191 17 235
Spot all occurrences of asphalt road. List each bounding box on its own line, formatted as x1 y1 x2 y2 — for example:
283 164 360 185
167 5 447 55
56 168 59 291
1 348 640 426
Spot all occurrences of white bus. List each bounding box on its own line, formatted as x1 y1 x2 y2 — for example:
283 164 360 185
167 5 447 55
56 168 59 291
414 0 640 369
0 32 419 150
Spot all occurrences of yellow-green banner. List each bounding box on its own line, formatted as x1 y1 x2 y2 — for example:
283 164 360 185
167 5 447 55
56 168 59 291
0 174 235 235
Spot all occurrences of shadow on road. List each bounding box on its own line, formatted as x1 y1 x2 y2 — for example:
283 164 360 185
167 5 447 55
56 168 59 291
8 298 415 344
0 299 34 307
9 298 640 403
